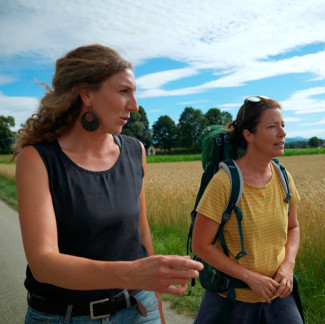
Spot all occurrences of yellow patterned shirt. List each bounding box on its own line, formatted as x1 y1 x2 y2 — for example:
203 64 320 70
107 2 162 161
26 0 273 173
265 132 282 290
196 163 300 303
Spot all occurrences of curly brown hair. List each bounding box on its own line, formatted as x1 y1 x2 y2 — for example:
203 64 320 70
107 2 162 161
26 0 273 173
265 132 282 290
13 44 132 157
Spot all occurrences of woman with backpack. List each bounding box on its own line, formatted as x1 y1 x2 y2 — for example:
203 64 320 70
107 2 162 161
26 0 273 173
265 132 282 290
14 44 203 324
192 96 303 323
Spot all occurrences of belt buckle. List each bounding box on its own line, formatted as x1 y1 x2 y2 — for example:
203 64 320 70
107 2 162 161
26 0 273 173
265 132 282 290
90 298 110 320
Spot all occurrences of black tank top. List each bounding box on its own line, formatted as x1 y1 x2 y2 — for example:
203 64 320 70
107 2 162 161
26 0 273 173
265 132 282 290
24 135 148 303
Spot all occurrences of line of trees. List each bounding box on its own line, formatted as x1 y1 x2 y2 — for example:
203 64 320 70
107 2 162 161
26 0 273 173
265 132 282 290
122 106 232 152
0 106 324 154
285 137 324 149
0 116 15 154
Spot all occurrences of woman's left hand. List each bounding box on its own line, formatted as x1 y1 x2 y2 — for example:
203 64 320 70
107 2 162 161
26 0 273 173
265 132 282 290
273 260 294 298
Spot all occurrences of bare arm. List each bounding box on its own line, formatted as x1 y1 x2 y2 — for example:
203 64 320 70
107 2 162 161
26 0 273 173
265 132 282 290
273 204 300 298
192 212 279 303
16 145 202 295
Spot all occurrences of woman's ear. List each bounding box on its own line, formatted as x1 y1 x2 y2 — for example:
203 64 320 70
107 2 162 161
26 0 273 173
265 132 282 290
243 129 254 143
79 86 92 107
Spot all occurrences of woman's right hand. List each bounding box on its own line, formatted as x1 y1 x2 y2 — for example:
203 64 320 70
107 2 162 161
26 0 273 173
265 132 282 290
129 255 204 295
245 271 279 304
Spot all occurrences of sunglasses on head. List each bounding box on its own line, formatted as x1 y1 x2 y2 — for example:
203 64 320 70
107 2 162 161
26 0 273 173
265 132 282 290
242 95 270 120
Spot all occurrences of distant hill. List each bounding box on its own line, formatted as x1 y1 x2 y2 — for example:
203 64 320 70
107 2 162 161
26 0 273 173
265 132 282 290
286 137 308 143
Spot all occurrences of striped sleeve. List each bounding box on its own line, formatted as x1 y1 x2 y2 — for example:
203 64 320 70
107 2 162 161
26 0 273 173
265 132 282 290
196 169 230 224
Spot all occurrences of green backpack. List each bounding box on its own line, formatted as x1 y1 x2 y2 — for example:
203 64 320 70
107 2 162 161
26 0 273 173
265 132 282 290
186 125 303 323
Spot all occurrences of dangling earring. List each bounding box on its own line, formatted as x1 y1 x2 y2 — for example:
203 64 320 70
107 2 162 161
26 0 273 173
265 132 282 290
81 111 100 132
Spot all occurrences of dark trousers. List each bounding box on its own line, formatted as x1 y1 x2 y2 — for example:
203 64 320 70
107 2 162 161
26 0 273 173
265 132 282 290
194 290 303 324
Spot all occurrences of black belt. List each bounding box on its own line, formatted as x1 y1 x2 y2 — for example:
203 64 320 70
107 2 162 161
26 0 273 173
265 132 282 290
27 290 147 319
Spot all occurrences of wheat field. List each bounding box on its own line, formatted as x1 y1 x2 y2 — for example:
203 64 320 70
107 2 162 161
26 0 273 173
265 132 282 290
1 154 324 234
146 156 324 221
1 155 324 250
0 164 16 181
146 155 325 260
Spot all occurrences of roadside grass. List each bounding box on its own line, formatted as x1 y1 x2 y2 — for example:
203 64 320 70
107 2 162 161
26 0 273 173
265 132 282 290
0 176 17 210
283 147 325 156
0 154 15 164
1 154 324 323
147 154 201 163
146 148 325 163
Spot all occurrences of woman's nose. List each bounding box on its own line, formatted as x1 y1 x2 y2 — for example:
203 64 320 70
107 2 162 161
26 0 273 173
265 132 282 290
128 93 138 112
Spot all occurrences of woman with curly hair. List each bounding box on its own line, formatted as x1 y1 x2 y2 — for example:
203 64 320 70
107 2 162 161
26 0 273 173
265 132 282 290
15 44 202 324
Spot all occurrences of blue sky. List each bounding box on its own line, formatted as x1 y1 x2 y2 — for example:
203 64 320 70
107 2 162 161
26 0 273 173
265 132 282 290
1 0 325 139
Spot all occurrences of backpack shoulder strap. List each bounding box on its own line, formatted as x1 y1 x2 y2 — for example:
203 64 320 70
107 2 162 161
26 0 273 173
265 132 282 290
218 159 247 259
219 159 243 222
113 134 121 148
272 158 291 203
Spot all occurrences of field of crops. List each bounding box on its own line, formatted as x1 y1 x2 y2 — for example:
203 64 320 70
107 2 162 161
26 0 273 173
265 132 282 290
145 155 325 321
146 155 325 227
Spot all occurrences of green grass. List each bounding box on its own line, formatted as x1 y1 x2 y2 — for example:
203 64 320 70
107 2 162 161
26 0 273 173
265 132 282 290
0 154 15 164
150 223 204 317
0 176 17 210
151 223 325 322
146 154 201 163
2 149 325 164
283 148 325 156
146 148 325 163
295 239 325 323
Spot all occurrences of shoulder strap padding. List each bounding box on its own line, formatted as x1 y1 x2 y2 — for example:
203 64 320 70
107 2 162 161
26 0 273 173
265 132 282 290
271 159 291 203
219 159 243 222
113 134 121 148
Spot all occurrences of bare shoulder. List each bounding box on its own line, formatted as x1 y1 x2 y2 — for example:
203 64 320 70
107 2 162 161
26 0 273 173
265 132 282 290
16 145 41 163
16 145 48 182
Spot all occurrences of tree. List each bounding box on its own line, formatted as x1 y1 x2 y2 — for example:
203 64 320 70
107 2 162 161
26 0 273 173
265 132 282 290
308 136 320 148
121 106 152 147
152 115 178 152
205 108 233 126
205 108 222 125
220 111 233 126
177 107 206 150
0 115 15 154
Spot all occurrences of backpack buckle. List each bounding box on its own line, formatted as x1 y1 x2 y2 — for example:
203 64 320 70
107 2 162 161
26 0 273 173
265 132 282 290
215 137 223 146
218 276 230 293
235 251 247 259
224 134 231 143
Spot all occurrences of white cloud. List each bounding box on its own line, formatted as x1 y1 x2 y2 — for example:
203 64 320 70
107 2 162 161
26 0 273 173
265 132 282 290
283 117 301 122
137 50 325 98
1 0 325 138
218 103 241 108
280 87 325 114
300 119 325 126
0 74 15 86
0 74 14 86
2 1 325 99
136 68 198 90
177 100 210 105
2 0 325 67
0 92 39 130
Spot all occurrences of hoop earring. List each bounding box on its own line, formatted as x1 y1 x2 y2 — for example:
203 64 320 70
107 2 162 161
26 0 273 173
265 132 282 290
81 111 100 132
